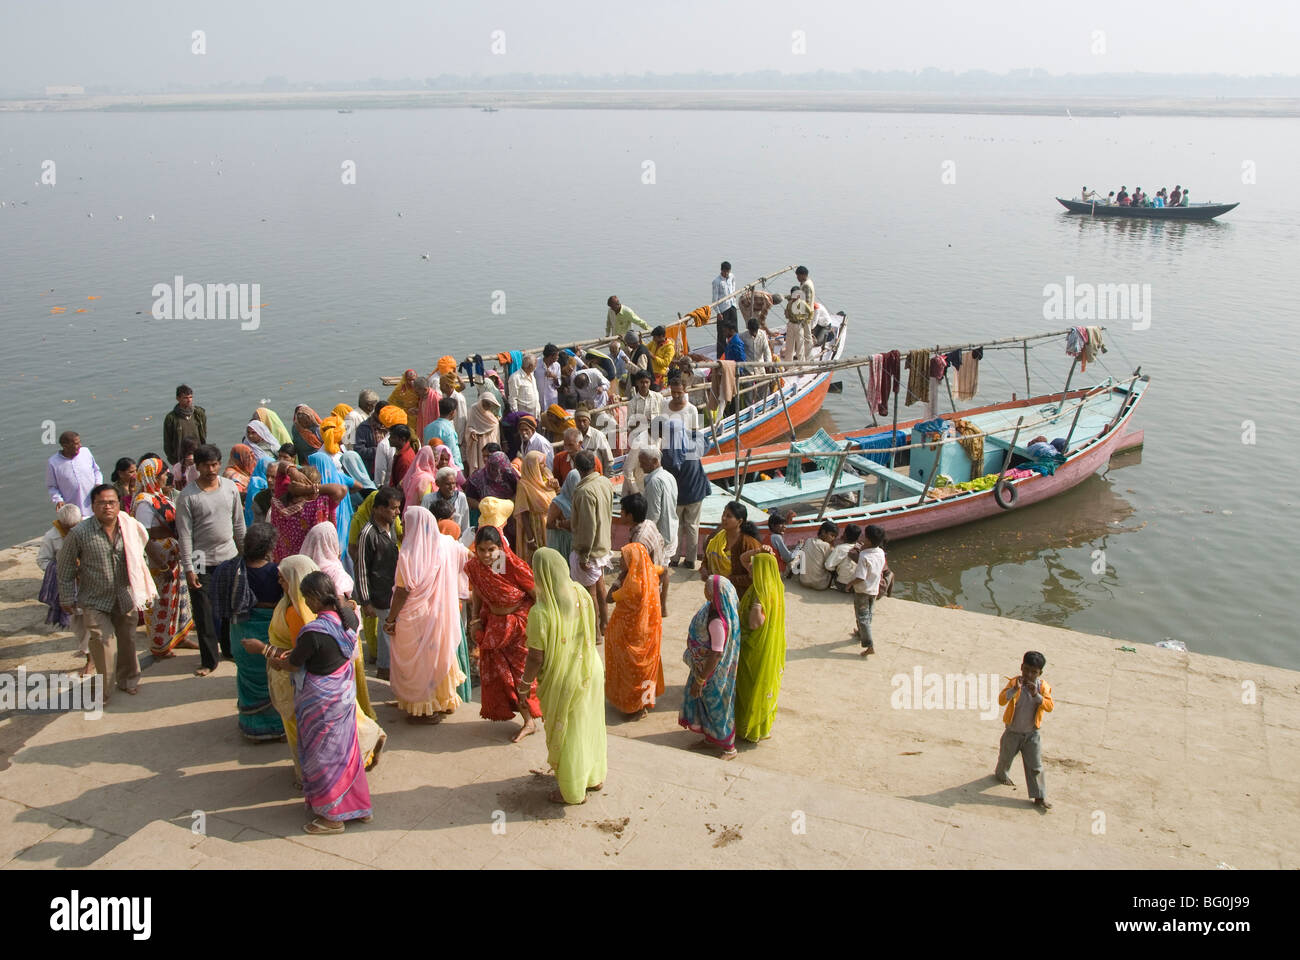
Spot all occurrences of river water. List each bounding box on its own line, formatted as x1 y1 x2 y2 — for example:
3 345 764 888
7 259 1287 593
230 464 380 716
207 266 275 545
1 107 1296 667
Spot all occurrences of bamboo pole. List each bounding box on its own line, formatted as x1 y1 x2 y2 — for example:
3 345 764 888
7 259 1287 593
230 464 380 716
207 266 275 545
816 451 848 520
1022 341 1031 395
1056 356 1080 413
777 379 798 440
856 367 879 427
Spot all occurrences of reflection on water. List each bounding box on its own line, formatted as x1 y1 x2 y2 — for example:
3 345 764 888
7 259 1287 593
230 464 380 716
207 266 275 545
893 464 1143 629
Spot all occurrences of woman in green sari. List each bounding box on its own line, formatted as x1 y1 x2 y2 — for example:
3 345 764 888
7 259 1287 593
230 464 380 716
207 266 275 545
734 549 787 743
519 547 607 804
232 523 286 742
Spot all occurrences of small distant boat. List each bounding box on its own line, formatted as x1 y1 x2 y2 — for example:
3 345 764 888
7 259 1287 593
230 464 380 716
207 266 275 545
1056 197 1238 220
481 106 499 113
337 108 353 114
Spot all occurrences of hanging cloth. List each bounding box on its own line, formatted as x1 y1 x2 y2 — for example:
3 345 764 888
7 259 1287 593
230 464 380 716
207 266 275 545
665 321 691 357
1081 326 1106 372
878 350 901 416
685 306 712 327
904 349 930 406
954 419 984 467
956 347 981 401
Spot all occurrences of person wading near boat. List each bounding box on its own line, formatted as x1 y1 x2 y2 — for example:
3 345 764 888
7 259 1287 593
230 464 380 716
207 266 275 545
606 295 649 340
712 261 739 358
57 484 156 703
163 385 207 467
47 430 103 518
177 444 247 676
569 451 613 642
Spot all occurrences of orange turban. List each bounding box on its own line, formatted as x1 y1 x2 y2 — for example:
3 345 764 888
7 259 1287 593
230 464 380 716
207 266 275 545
377 406 408 428
436 355 456 375
320 415 344 455
332 403 353 420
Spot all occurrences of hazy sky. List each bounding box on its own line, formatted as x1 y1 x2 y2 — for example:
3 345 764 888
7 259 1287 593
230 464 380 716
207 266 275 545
5 0 1296 90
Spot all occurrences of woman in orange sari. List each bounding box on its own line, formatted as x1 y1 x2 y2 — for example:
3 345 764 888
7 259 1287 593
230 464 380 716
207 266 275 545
514 449 558 564
223 443 258 495
605 541 665 717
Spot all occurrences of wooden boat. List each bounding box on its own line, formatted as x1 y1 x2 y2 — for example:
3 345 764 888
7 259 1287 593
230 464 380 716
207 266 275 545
1056 197 1238 220
381 307 848 470
612 373 1149 554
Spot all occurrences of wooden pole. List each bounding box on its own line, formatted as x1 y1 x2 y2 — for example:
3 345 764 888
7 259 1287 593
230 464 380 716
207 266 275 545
1056 356 1080 413
777 378 798 439
735 452 753 501
856 367 879 427
1022 341 1031 395
1063 391 1088 450
995 417 1025 488
883 387 901 502
816 451 848 520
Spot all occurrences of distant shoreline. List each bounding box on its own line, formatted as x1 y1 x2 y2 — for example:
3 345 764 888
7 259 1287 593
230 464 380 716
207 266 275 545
4 89 1300 117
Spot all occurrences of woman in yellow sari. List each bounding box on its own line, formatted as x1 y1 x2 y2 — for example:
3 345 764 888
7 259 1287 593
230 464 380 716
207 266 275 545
255 407 292 447
514 450 558 564
605 541 665 717
734 550 786 743
265 556 385 788
519 548 607 804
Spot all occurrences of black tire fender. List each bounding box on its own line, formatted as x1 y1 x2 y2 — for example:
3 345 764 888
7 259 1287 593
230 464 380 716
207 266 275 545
993 479 1019 510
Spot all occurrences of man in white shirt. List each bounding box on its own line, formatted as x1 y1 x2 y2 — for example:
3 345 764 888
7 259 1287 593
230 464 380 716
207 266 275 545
47 431 103 517
536 344 561 411
638 444 677 615
848 525 887 656
509 355 541 417
625 369 664 441
574 405 614 477
782 285 815 361
573 368 610 409
712 260 738 357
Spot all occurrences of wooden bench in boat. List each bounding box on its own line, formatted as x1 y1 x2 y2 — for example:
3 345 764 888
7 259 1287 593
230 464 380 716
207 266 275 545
845 456 927 497
738 469 867 511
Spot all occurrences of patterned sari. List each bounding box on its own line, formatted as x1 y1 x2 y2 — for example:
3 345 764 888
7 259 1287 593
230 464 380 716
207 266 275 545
293 611 372 823
527 548 607 803
269 494 335 562
735 553 787 742
135 461 193 657
605 542 665 713
678 575 741 750
465 539 542 722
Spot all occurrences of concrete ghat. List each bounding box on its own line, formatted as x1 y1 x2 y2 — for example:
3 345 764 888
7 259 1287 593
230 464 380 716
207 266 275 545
1 538 1295 869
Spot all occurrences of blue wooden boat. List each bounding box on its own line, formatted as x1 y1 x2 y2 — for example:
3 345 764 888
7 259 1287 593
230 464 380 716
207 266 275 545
1056 197 1238 220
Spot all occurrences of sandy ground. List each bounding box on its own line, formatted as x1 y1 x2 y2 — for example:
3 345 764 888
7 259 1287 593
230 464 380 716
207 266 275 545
4 90 1300 117
1 536 1296 869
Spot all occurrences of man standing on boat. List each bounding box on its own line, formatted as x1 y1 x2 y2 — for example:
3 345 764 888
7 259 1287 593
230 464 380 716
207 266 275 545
606 295 649 339
782 285 814 362
712 261 739 357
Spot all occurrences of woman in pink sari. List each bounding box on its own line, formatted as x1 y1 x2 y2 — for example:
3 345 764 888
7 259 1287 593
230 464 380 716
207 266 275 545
401 445 440 517
384 507 471 723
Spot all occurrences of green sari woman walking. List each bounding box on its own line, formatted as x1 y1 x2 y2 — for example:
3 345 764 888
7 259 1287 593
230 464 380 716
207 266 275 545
735 550 786 743
520 548 607 804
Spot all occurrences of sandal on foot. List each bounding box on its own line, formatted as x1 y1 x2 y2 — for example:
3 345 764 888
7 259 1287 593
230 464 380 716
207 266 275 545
586 782 603 792
194 667 214 677
304 818 344 835
548 789 585 805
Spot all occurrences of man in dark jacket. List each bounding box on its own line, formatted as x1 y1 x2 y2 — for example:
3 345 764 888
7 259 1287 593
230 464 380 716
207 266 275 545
163 385 207 465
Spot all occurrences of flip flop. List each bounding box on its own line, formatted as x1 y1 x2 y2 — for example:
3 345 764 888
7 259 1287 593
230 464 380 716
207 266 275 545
304 818 344 835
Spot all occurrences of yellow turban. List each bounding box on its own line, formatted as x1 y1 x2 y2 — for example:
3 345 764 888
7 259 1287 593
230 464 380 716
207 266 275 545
378 406 408 428
332 403 353 420
320 415 344 455
477 496 514 529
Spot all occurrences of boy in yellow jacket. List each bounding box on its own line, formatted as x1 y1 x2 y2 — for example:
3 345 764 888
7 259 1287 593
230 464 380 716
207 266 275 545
994 651 1054 810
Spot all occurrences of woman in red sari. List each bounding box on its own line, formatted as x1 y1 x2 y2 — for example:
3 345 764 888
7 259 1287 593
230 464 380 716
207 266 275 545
464 525 542 742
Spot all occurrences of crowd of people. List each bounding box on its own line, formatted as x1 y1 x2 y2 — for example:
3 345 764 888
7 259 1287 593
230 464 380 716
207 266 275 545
38 268 919 834
1079 184 1192 207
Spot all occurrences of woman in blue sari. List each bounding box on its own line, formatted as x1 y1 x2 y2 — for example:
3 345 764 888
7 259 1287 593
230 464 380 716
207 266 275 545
307 450 356 574
231 523 286 742
339 450 376 509
268 570 373 834
244 458 270 528
678 574 741 759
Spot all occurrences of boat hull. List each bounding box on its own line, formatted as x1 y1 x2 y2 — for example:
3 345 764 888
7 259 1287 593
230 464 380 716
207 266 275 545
665 378 1150 554
1056 197 1238 220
